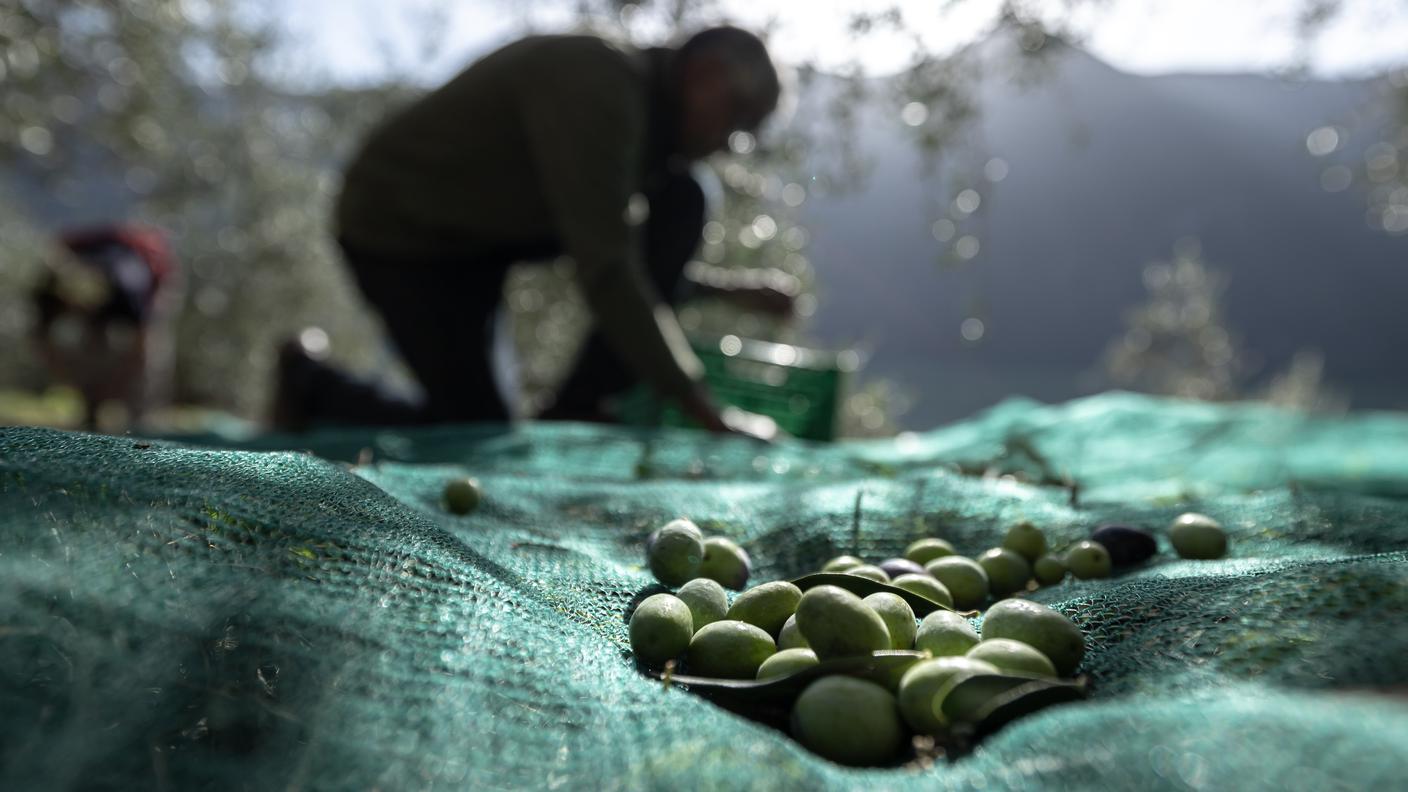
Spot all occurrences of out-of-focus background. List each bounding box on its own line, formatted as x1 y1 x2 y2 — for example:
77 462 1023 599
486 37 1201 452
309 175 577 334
3 0 1406 436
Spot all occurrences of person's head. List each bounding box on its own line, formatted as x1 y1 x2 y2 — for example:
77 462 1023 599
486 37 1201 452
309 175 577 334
674 26 780 160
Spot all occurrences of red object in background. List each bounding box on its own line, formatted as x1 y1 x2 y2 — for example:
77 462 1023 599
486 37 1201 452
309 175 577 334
59 223 175 287
48 223 176 324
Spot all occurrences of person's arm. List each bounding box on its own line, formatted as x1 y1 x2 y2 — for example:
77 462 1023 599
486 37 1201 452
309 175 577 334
517 45 726 429
684 262 800 315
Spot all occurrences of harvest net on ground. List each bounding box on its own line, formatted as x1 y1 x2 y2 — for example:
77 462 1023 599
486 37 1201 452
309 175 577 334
2 392 1407 790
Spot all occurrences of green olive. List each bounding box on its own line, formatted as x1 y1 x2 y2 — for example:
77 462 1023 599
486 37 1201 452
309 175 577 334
904 538 956 565
756 647 820 680
979 598 1085 676
977 547 1032 597
725 581 803 637
791 677 904 765
1064 540 1112 579
778 614 810 649
896 656 999 735
1033 554 1067 586
820 554 864 573
698 536 752 589
686 620 775 679
795 585 891 660
862 592 917 650
890 574 954 609
924 556 990 610
966 638 1056 676
675 578 728 631
443 477 481 515
1001 521 1047 562
1170 512 1228 559
914 610 980 657
646 519 705 587
628 594 693 667
845 564 891 583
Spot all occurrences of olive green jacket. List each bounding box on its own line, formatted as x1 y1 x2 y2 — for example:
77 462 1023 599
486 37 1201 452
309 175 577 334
336 35 703 407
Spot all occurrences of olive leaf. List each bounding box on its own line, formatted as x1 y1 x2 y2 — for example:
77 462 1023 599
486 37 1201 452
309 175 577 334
938 672 1088 735
790 572 968 617
658 650 928 705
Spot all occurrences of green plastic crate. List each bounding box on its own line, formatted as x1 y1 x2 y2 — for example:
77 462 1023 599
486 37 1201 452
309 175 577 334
614 335 857 441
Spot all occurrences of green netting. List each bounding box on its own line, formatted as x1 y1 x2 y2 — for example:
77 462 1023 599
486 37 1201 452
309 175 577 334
3 391 1408 790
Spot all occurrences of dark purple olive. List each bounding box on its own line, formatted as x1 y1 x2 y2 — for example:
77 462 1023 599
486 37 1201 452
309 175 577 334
1090 525 1157 567
878 557 929 579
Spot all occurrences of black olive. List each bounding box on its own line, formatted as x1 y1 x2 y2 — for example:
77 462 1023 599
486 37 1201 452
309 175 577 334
1090 524 1157 567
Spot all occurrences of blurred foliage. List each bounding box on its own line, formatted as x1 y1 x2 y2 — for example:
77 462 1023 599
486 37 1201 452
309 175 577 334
1296 0 1408 238
1260 349 1347 413
0 191 49 388
1102 247 1246 402
1102 244 1344 412
1095 0 1405 413
0 0 406 420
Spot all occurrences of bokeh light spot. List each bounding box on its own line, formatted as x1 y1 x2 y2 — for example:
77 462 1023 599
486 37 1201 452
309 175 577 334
961 317 985 342
1306 126 1339 156
955 235 980 259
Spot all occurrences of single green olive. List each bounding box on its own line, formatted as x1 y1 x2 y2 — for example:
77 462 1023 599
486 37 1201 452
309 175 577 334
979 598 1085 676
845 564 891 583
890 574 954 609
904 538 956 565
862 592 918 650
896 656 999 735
1064 540 1112 580
821 554 865 573
1033 555 1068 586
794 585 891 660
791 677 904 765
443 477 482 515
1001 521 1047 563
646 519 705 587
977 547 1032 597
914 610 980 657
725 581 803 637
675 578 728 631
686 620 775 679
966 638 1056 677
1169 512 1228 559
698 536 752 589
924 556 990 610
629 593 693 667
777 614 810 650
756 647 820 680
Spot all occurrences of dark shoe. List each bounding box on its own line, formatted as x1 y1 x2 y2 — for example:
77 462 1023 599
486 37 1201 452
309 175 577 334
270 328 330 432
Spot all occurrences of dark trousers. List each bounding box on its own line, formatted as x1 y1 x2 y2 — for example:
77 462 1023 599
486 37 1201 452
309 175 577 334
305 172 705 426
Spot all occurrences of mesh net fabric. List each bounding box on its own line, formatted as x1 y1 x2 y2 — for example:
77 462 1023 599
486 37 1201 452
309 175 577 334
2 392 1407 790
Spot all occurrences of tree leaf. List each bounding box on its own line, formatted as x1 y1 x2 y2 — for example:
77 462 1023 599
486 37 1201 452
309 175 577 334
658 650 928 705
939 672 1088 735
790 572 967 616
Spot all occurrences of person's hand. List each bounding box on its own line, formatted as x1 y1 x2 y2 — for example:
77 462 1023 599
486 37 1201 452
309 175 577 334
680 386 780 442
724 270 800 317
729 284 797 316
680 385 731 433
720 406 782 442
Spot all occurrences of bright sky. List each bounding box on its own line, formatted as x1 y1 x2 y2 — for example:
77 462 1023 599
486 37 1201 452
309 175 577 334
274 0 1408 86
